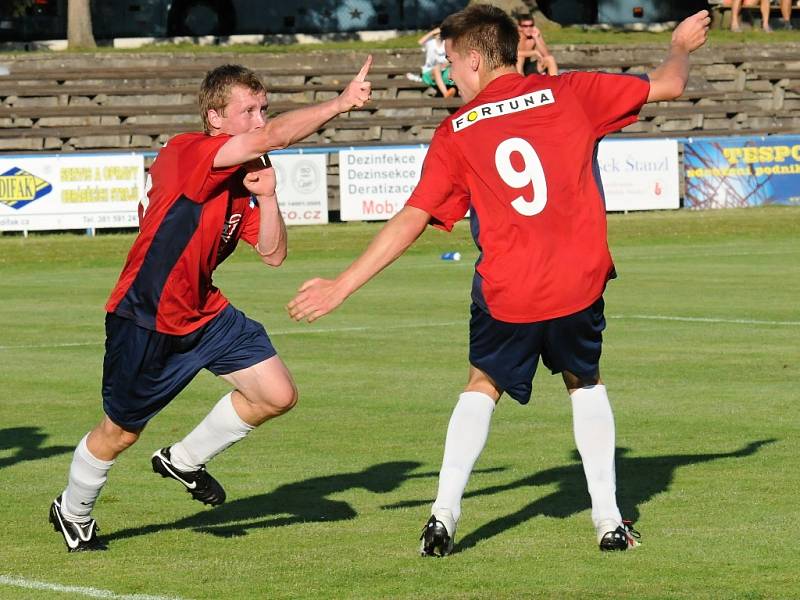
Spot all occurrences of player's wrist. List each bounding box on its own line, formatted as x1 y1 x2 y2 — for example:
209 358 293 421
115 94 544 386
254 193 278 203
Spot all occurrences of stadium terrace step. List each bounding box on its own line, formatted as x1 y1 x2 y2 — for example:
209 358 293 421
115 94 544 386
0 97 460 120
0 65 425 83
0 43 798 151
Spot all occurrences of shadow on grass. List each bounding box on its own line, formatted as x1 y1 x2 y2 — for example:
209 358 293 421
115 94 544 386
384 439 776 554
105 460 431 543
0 427 73 470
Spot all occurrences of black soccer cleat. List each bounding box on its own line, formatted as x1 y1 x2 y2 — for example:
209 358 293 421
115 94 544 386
419 515 455 557
151 447 226 506
49 495 107 553
599 520 641 552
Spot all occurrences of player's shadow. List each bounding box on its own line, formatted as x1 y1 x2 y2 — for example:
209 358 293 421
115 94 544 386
0 426 73 470
384 439 776 554
106 460 438 543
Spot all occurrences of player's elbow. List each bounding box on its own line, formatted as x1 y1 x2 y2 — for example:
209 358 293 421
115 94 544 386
648 74 686 103
261 249 287 267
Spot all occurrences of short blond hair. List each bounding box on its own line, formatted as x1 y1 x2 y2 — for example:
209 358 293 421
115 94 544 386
199 64 266 133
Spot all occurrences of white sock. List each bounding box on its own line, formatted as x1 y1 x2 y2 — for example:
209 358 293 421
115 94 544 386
61 434 115 523
431 391 496 534
169 393 254 471
570 384 622 532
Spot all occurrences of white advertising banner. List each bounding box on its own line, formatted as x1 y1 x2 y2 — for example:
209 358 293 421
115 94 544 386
338 147 427 221
0 153 144 231
272 153 328 225
596 139 680 211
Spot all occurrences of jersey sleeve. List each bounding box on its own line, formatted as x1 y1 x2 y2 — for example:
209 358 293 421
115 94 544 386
562 71 650 138
174 133 241 203
405 130 470 231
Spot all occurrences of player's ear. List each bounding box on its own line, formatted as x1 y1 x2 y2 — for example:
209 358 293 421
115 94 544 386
469 49 481 72
207 108 223 131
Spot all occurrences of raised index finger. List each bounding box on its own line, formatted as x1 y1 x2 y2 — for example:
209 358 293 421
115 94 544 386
355 55 373 82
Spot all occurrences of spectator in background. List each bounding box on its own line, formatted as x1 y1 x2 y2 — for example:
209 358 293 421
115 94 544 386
417 26 457 98
780 0 795 28
516 13 558 76
729 0 789 32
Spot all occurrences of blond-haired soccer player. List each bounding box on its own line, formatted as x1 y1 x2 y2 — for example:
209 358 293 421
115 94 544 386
50 59 372 552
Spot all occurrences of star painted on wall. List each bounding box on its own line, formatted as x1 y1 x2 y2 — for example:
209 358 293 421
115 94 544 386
350 8 362 19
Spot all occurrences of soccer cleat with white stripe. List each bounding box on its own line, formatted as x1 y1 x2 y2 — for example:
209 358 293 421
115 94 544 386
49 495 107 552
151 447 226 506
598 519 641 551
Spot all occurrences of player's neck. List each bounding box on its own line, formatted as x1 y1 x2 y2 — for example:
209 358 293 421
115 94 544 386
479 66 518 91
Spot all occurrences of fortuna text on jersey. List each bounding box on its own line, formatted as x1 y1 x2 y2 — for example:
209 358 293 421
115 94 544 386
452 89 554 133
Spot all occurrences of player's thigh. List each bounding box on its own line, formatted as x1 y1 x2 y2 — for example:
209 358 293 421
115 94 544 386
541 296 605 381
102 313 204 431
468 303 544 405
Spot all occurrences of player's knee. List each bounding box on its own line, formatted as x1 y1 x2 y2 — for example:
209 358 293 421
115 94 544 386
251 380 298 417
115 429 141 450
271 382 298 415
97 420 141 453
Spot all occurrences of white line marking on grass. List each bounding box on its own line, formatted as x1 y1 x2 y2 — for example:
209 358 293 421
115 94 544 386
613 314 800 326
0 321 464 350
2 314 797 351
0 575 187 600
0 341 103 350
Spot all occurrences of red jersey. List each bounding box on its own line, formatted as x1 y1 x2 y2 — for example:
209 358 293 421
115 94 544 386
106 132 260 335
406 71 649 323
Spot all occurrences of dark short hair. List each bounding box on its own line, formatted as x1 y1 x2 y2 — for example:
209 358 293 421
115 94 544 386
516 13 535 24
199 64 266 133
440 4 518 71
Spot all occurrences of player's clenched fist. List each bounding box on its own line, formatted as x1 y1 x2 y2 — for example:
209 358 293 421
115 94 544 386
287 277 345 322
336 55 373 113
672 10 710 54
242 155 276 198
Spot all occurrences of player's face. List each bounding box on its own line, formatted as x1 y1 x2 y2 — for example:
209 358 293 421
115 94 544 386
445 40 479 103
217 85 268 135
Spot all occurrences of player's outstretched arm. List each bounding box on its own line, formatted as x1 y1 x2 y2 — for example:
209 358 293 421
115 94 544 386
647 10 710 103
286 205 430 323
214 56 373 168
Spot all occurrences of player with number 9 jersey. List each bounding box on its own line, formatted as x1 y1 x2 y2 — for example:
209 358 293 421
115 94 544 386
406 70 649 323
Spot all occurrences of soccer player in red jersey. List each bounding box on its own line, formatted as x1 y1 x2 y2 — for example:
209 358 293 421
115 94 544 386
288 4 709 555
49 59 373 552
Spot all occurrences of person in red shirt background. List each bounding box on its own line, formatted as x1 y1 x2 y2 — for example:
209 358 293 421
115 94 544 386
49 59 373 552
288 4 709 556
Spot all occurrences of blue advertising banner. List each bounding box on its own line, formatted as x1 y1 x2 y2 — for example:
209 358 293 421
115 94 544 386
683 135 800 209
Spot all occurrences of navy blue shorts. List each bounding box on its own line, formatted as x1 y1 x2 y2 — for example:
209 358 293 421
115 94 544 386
469 298 606 405
101 305 276 430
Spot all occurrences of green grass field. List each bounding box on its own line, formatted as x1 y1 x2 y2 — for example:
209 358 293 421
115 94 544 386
0 207 798 599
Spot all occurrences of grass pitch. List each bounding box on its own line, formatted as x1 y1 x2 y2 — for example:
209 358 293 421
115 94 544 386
0 207 798 599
